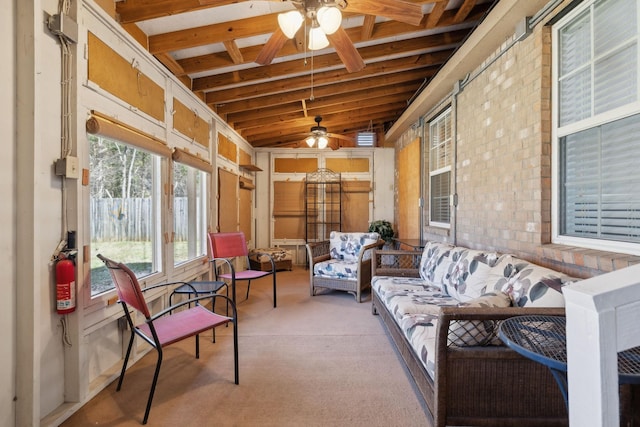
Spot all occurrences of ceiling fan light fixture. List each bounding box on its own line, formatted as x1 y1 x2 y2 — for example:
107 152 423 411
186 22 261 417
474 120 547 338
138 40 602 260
317 135 329 149
278 10 304 39
308 25 330 50
317 6 342 35
305 136 316 147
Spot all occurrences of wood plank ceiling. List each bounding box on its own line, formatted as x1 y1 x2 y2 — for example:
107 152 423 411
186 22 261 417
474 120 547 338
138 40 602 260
116 0 497 149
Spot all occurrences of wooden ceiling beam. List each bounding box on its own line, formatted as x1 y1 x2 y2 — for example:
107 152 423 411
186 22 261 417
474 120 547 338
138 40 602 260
454 0 479 24
249 110 404 146
425 1 448 29
242 101 407 139
199 52 446 98
232 91 415 132
192 33 462 90
226 81 422 125
212 69 433 114
223 40 244 64
361 15 376 40
175 15 468 75
116 0 240 24
150 6 490 62
149 13 279 54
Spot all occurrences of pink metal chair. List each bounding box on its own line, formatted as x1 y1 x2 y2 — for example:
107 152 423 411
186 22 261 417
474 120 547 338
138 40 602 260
98 254 239 425
208 232 278 308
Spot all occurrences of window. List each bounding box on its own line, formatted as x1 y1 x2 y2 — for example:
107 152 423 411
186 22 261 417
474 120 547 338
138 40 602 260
554 0 640 253
429 108 452 226
173 161 207 265
89 135 162 296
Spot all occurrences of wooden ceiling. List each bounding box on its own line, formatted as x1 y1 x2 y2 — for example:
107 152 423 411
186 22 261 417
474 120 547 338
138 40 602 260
116 0 497 149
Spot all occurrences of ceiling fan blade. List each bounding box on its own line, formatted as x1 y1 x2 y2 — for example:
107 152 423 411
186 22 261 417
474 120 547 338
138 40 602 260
327 27 365 73
328 133 355 143
255 27 289 65
345 0 423 26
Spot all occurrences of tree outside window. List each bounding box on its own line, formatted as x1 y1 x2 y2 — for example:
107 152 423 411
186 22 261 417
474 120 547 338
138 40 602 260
89 135 160 296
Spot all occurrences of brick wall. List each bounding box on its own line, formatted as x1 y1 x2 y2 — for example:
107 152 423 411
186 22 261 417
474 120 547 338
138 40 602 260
455 28 545 254
419 15 640 278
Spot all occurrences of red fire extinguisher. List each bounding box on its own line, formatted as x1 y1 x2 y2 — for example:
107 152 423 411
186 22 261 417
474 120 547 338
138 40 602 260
56 253 76 314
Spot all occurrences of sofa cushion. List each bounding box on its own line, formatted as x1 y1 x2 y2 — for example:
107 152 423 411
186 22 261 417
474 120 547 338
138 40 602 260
383 289 458 322
499 259 574 307
447 291 512 346
249 247 292 262
313 259 358 280
485 254 517 291
329 231 380 262
399 313 439 380
443 249 499 302
418 241 455 288
371 276 435 298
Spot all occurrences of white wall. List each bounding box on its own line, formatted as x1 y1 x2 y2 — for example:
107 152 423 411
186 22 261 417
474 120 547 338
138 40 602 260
2 0 16 425
15 0 70 424
372 148 395 227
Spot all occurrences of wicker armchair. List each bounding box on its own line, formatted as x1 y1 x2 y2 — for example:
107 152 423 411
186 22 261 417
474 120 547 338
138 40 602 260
306 231 384 302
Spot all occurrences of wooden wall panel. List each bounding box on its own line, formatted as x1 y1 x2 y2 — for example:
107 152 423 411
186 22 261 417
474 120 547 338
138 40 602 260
218 168 238 232
342 192 370 232
239 148 252 166
326 158 370 173
87 32 164 121
172 98 209 148
397 138 421 239
274 158 317 173
218 133 237 163
274 217 305 240
273 181 305 239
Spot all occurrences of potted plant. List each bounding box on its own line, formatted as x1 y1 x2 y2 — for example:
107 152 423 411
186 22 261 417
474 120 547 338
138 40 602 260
369 219 395 245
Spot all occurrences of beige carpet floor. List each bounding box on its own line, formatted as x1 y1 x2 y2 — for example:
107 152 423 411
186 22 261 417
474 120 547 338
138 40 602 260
61 267 430 426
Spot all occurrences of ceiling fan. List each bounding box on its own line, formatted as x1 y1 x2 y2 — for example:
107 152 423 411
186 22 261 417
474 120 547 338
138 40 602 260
301 116 354 150
256 0 424 73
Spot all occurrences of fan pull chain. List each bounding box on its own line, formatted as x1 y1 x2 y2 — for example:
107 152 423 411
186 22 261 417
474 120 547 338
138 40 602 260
310 48 315 101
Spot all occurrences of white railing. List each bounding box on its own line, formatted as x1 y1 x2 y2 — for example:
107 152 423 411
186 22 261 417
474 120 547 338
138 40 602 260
563 263 640 426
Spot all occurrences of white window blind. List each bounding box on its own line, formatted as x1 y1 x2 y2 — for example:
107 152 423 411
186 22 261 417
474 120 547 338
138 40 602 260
560 114 640 243
559 0 638 126
556 0 640 247
429 109 452 225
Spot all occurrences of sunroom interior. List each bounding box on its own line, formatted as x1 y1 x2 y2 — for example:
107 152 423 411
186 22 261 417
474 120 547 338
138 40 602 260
6 0 640 426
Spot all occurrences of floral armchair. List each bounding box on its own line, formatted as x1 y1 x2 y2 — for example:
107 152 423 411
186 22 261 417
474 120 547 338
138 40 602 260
306 231 385 302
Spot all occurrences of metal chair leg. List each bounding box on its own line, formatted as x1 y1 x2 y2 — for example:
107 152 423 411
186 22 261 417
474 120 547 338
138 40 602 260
143 347 163 425
118 329 136 391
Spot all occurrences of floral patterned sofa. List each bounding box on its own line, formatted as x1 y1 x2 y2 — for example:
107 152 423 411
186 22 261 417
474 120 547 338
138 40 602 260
371 242 574 427
306 231 384 302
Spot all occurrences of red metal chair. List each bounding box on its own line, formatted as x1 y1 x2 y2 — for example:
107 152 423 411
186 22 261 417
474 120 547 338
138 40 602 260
98 254 239 425
208 232 278 308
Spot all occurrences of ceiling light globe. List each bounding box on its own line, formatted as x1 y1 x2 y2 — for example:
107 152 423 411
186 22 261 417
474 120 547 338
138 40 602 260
308 26 330 50
317 136 329 149
317 7 342 35
306 136 316 147
278 11 304 39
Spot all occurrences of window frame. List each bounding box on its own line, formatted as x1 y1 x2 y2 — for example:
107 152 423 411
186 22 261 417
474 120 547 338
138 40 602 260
84 132 169 313
171 157 209 267
551 0 640 255
428 107 453 229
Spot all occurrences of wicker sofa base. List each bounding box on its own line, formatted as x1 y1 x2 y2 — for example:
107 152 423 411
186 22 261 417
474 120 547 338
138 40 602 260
372 291 570 427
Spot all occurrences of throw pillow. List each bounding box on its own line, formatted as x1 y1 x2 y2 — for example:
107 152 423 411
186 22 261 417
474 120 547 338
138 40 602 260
329 231 379 262
500 261 574 307
447 291 512 347
418 241 454 288
443 249 498 302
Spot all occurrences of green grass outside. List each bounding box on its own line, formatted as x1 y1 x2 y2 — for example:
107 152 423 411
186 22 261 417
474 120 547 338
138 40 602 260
91 241 188 296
